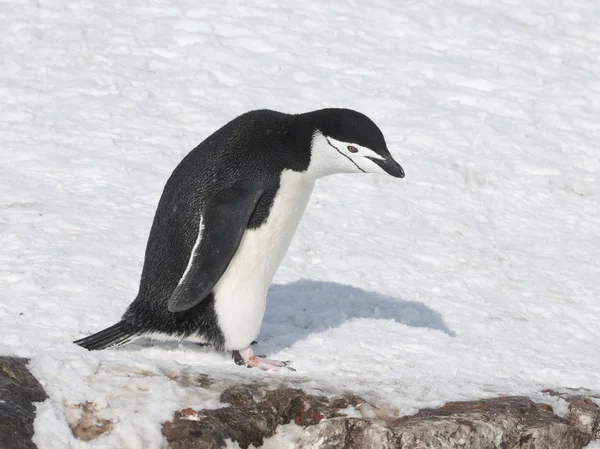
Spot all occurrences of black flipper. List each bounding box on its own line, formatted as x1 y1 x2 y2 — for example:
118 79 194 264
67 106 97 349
168 182 265 313
73 320 138 351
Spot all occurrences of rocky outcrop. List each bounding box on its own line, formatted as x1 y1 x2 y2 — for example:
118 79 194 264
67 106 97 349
299 395 597 449
564 395 600 440
295 418 397 449
2 356 599 449
394 396 589 448
0 357 48 449
163 387 600 449
162 385 363 449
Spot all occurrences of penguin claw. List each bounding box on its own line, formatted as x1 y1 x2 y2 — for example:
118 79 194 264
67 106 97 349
250 357 295 371
232 347 294 372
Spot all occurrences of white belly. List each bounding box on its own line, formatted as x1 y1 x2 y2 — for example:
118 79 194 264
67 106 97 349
213 170 315 350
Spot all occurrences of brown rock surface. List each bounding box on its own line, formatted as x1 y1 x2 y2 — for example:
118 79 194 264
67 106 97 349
565 395 600 441
391 395 591 449
162 389 600 449
161 385 363 449
4 355 599 449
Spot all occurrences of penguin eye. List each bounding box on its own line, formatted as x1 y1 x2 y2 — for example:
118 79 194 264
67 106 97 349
347 145 358 153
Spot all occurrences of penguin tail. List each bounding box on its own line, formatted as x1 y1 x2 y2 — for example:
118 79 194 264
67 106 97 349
73 320 139 351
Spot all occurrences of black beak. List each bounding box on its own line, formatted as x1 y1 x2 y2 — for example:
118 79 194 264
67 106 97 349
367 156 405 178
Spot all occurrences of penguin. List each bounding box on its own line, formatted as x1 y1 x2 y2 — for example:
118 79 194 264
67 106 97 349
73 108 405 371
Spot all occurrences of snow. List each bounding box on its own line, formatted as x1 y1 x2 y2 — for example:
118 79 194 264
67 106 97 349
257 423 306 449
1 0 599 447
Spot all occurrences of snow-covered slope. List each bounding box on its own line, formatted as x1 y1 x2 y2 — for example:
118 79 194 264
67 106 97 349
1 0 599 447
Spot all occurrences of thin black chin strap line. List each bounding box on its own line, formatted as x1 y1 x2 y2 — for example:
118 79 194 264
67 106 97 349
325 137 366 173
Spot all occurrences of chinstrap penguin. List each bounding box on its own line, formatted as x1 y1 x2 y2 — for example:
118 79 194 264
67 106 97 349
73 108 405 371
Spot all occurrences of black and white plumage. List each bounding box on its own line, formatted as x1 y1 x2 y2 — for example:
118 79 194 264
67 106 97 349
73 108 405 370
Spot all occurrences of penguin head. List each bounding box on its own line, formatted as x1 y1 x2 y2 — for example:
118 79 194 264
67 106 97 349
306 108 405 179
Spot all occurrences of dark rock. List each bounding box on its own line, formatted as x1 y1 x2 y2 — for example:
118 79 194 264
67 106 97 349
565 395 600 440
294 417 397 449
162 385 363 449
162 379 600 449
295 396 595 449
541 389 561 396
163 401 279 449
392 396 590 449
0 357 48 449
262 388 363 426
219 384 256 407
163 396 279 449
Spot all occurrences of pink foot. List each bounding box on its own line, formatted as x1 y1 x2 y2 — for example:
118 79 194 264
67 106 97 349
232 346 295 371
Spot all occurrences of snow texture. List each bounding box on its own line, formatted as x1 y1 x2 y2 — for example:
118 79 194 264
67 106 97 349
1 0 599 447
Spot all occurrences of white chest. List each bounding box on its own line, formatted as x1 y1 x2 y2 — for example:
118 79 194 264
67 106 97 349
213 170 315 349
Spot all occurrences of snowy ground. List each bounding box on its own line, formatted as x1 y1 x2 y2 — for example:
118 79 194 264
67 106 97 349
1 0 600 447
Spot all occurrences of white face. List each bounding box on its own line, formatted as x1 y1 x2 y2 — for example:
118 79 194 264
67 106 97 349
305 130 397 179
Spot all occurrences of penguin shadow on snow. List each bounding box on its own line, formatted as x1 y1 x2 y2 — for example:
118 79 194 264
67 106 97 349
126 280 453 355
258 279 455 353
